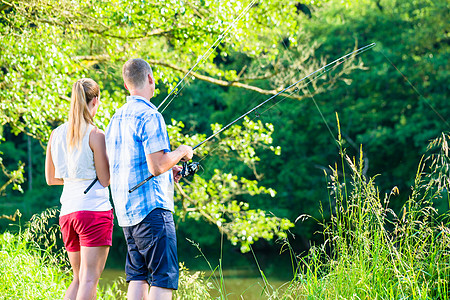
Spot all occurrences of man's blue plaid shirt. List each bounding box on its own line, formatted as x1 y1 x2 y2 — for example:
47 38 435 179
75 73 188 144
105 95 174 227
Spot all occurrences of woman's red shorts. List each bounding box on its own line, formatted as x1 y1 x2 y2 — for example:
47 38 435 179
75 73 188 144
59 210 114 252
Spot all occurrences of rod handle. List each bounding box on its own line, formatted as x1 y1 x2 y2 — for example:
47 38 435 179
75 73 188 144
129 175 154 193
84 177 98 194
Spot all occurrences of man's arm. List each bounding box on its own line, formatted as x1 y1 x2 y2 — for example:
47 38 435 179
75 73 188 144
146 145 193 176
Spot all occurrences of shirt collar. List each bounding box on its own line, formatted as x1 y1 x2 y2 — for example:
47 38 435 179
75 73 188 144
126 95 157 110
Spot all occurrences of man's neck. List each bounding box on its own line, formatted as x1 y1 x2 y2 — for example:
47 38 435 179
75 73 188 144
129 90 151 101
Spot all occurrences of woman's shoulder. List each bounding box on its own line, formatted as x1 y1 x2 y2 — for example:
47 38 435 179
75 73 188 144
89 125 105 136
89 126 106 148
50 122 68 140
53 122 68 133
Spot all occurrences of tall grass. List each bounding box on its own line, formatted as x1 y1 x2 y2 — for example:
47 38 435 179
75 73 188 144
286 131 450 299
0 208 70 299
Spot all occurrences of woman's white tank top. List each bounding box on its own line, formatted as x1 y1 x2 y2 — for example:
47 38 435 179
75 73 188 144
51 123 112 216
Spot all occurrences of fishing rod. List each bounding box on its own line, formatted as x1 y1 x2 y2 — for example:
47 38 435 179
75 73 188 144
128 42 376 193
157 0 257 113
83 1 257 195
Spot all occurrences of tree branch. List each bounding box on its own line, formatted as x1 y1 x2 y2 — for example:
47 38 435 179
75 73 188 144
36 17 174 40
0 3 10 12
147 59 306 101
175 182 228 235
72 54 308 101
0 160 24 195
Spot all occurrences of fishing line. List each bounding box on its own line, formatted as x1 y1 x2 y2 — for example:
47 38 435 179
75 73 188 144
257 64 338 116
257 35 376 118
200 43 373 176
250 74 337 146
255 48 364 119
129 43 376 192
195 43 375 148
158 0 258 113
250 30 304 123
254 41 381 153
191 43 376 162
308 87 339 147
380 50 450 129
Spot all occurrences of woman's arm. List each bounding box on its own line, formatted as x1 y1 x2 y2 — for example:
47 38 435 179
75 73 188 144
89 127 110 187
45 130 64 185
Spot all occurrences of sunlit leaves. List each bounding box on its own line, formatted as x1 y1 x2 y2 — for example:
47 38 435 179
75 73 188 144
0 0 363 143
170 118 293 252
177 169 293 253
0 156 25 195
0 17 79 140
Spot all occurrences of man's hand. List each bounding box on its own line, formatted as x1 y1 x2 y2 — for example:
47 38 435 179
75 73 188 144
177 145 194 162
172 165 183 183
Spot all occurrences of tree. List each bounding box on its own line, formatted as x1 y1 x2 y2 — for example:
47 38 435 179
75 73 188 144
0 0 365 251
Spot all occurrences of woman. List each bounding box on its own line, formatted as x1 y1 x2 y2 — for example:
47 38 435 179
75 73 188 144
45 78 113 300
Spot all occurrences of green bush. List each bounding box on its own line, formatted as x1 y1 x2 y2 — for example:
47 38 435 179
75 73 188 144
0 209 69 300
0 209 212 299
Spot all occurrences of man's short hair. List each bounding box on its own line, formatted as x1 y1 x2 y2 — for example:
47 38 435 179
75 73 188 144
122 58 153 90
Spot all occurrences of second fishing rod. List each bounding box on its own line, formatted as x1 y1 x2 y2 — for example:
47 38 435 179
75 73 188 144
128 42 376 193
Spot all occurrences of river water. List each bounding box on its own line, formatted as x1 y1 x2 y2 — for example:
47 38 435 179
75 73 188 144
100 268 291 299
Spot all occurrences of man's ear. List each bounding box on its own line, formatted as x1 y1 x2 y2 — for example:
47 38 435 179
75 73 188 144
124 83 129 91
148 73 154 85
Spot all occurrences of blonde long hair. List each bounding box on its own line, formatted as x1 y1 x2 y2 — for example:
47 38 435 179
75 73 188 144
67 78 99 150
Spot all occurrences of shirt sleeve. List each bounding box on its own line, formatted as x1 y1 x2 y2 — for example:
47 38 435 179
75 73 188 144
139 112 171 155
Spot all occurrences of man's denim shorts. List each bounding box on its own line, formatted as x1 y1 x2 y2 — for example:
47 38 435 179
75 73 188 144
122 208 179 290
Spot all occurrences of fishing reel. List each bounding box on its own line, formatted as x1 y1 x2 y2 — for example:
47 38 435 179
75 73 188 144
180 161 201 178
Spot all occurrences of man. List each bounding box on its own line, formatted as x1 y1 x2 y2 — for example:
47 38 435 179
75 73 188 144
105 58 193 300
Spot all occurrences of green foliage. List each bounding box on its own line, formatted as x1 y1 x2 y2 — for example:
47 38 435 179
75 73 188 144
2 0 320 253
171 118 294 252
206 0 450 243
0 130 59 224
2 132 450 298
0 231 68 299
0 155 24 194
178 169 292 253
0 137 26 196
0 7 77 140
0 0 363 140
